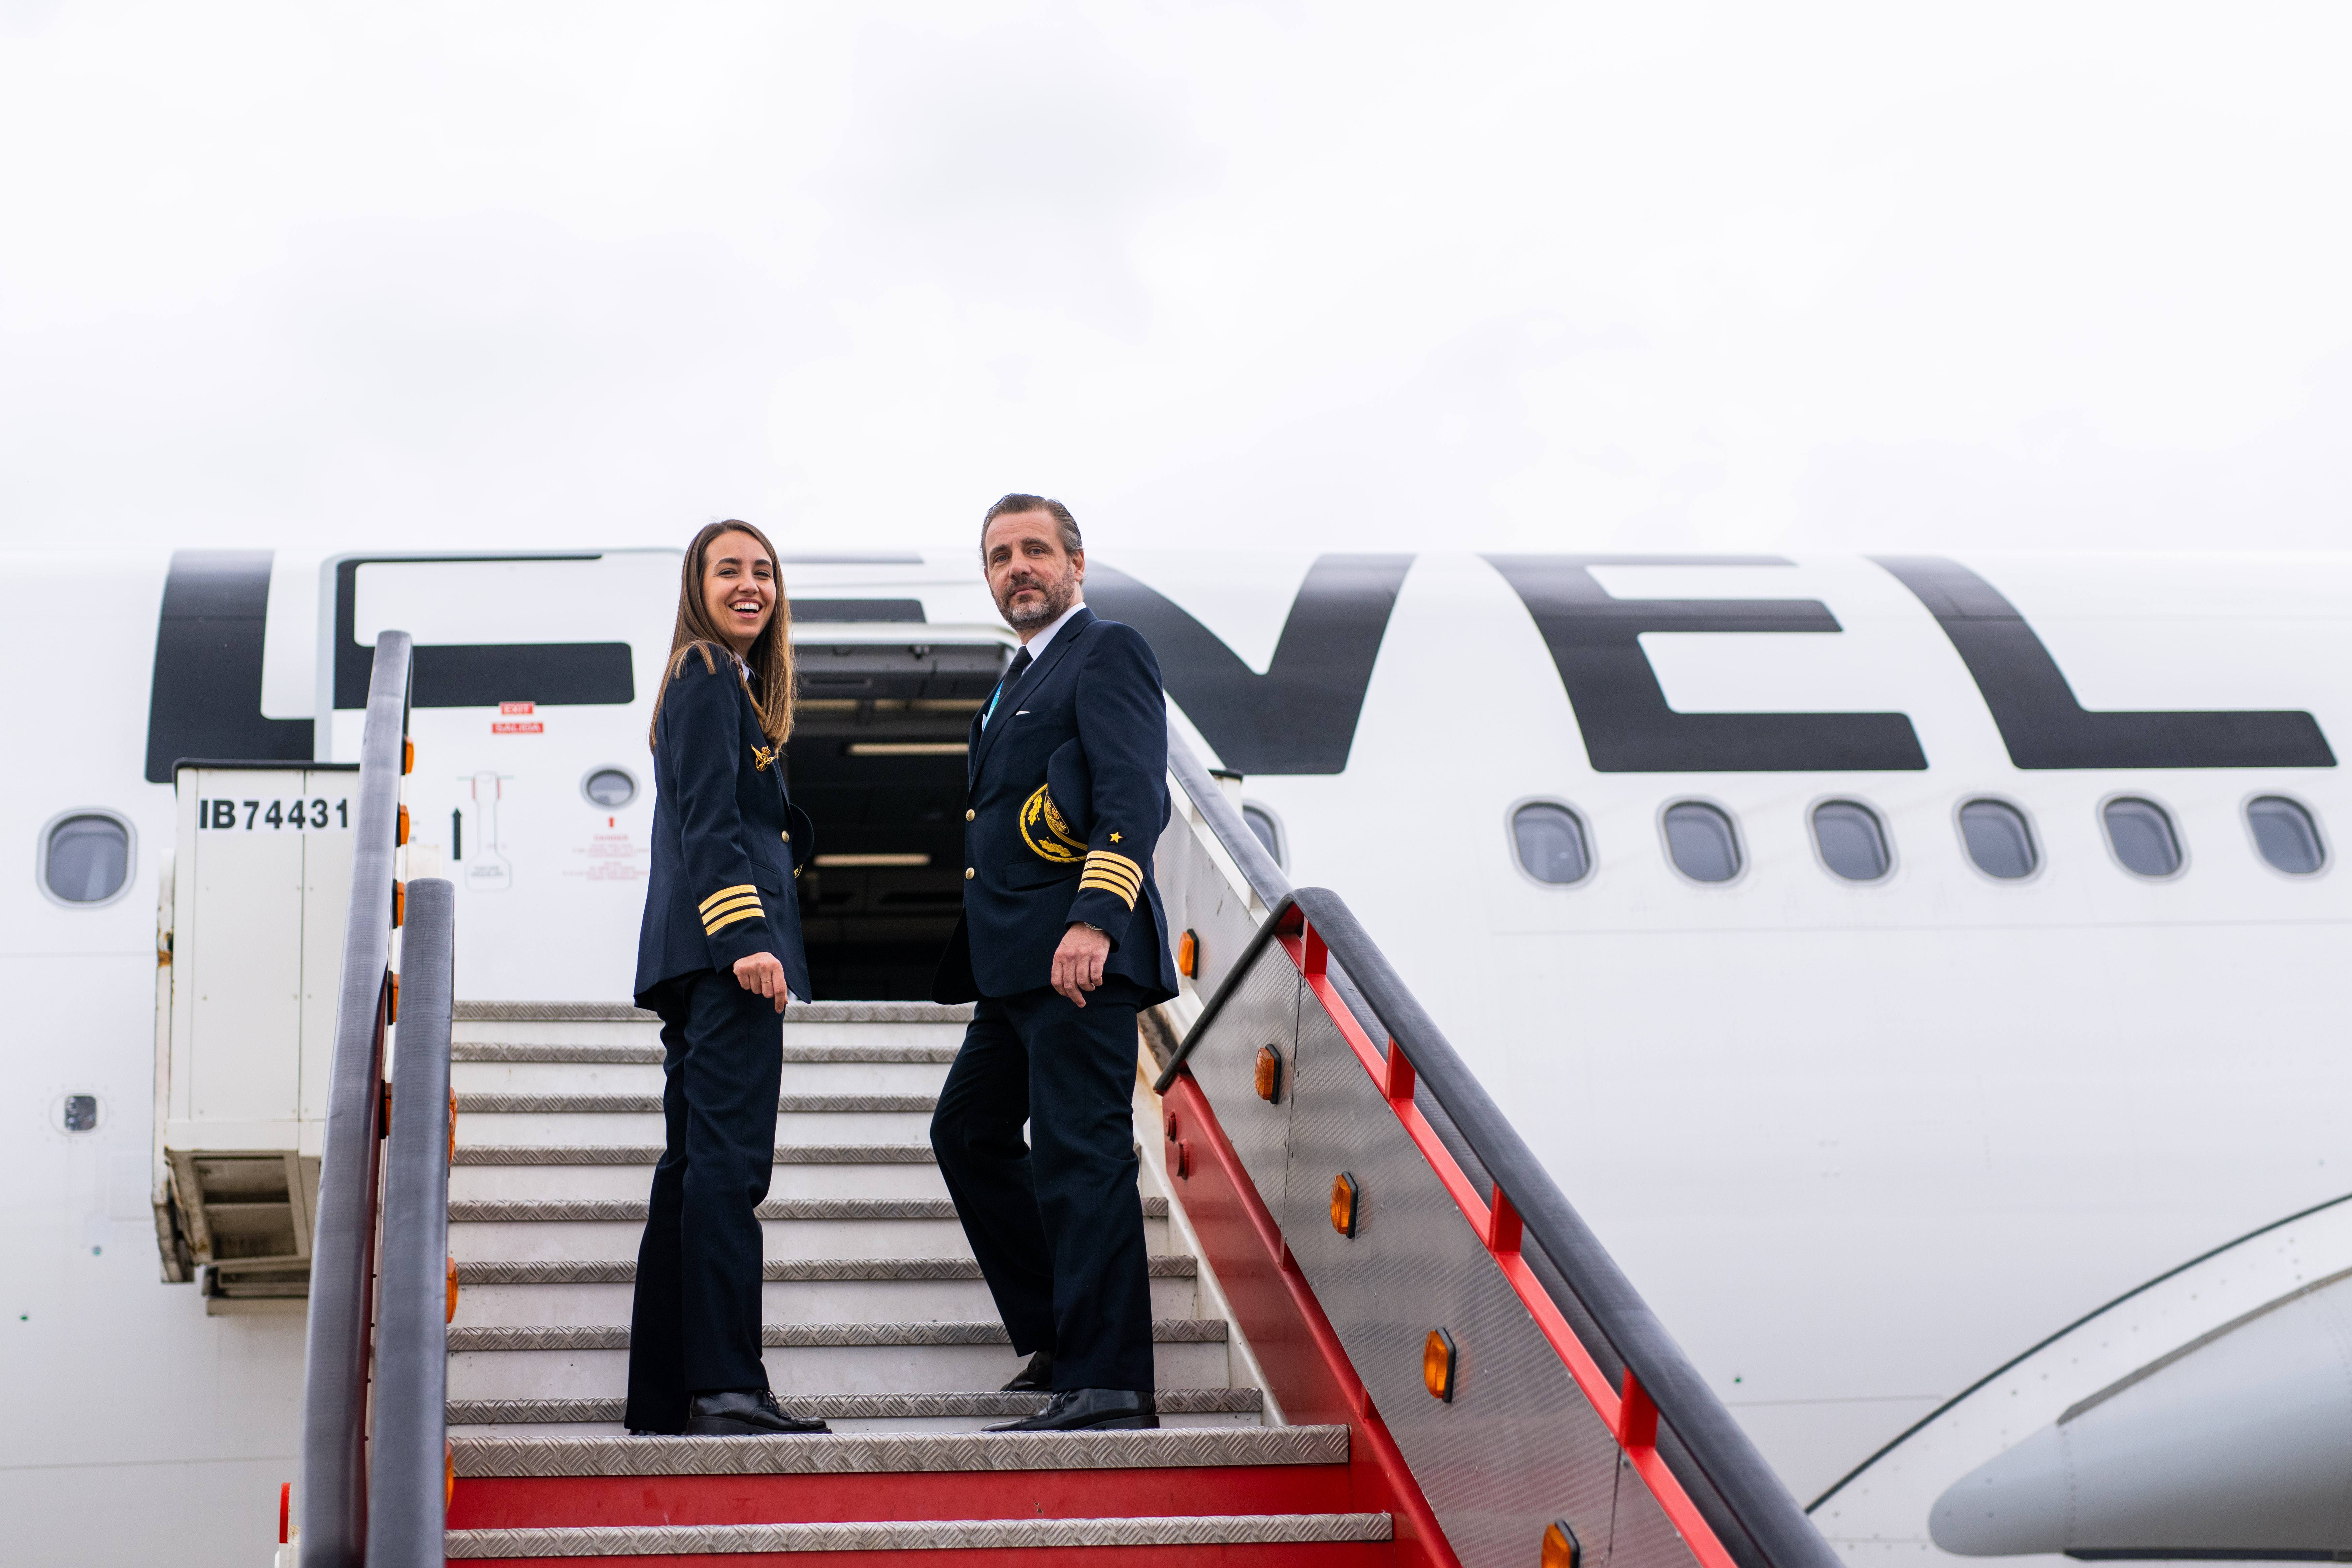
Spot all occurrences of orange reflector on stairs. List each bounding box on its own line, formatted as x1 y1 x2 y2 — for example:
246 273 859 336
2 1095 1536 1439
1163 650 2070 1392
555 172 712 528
392 880 405 929
397 803 410 846
445 1440 455 1510
1254 1046 1282 1103
446 1256 459 1324
1423 1327 1456 1402
403 737 415 775
1177 929 1199 979
1330 1172 1359 1238
1541 1518 1580 1568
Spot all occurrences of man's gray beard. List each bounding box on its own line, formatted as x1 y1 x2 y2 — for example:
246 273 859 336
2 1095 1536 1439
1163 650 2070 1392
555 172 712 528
1000 573 1076 632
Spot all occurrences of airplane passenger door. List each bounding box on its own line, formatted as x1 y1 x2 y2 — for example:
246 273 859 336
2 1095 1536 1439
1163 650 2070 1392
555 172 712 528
333 552 679 1002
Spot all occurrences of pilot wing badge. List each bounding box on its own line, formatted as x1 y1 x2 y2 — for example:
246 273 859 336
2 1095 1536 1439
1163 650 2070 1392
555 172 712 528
1019 785 1086 863
751 744 776 772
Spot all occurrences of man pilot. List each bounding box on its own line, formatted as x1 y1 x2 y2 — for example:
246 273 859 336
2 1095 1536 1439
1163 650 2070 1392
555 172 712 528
928 493 1181 1432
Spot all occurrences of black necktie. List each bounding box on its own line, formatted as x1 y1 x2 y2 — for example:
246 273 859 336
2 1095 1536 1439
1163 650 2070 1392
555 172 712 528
984 648 1032 729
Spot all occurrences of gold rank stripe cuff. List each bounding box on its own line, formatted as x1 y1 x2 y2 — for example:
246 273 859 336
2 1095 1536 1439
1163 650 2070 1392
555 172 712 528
1078 850 1143 908
702 893 763 926
699 883 758 916
705 903 765 935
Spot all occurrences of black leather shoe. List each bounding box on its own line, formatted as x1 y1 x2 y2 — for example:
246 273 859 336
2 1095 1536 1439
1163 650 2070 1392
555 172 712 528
983 1388 1157 1432
684 1389 831 1435
1002 1350 1054 1392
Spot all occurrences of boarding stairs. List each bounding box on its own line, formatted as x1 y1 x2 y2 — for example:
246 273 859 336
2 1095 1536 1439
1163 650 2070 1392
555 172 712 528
282 631 1843 1568
436 998 1385 1562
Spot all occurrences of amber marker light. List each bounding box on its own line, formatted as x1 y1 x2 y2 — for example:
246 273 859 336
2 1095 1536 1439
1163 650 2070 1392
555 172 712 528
1541 1519 1580 1568
446 1256 460 1324
397 803 411 846
1177 929 1199 979
1423 1327 1457 1402
1330 1172 1359 1238
1254 1045 1283 1103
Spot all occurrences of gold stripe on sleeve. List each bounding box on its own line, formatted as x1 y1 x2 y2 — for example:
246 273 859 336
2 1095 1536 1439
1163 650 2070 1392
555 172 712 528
1082 850 1143 889
1078 872 1139 909
705 903 765 935
699 883 758 915
701 894 763 930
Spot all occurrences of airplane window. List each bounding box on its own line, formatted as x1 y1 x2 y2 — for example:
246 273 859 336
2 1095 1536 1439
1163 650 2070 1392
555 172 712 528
43 813 130 904
1958 799 2037 880
581 767 638 809
2247 796 2326 876
2103 797 2183 878
1662 801 1741 884
1241 803 1286 869
1511 802 1590 885
1812 800 1891 882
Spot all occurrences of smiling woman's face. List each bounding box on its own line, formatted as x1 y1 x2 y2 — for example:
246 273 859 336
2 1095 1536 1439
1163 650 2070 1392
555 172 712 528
701 530 777 655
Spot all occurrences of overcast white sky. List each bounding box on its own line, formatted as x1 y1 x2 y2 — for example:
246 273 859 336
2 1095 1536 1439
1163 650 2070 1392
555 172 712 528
4 2 2350 562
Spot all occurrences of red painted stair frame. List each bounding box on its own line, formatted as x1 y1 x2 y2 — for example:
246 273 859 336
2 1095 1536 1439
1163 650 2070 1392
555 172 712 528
1162 907 1742 1568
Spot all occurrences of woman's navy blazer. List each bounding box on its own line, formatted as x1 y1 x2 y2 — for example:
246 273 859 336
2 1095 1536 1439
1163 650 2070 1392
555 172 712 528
932 607 1179 1006
635 643 815 1005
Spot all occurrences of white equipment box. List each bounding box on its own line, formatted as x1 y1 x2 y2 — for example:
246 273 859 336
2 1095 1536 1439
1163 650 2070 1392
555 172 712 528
155 763 364 1311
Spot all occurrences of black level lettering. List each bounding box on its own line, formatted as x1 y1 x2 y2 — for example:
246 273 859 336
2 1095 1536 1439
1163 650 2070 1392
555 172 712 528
1872 556 2335 769
144 551 313 782
452 807 463 860
1086 555 1415 775
243 800 259 830
332 558 635 708
1485 555 1927 772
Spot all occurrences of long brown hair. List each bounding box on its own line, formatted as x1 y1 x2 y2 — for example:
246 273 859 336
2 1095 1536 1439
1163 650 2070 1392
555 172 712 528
648 520 796 750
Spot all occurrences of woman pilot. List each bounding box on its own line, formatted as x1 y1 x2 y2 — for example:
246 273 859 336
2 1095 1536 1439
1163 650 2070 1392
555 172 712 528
624 519 828 1437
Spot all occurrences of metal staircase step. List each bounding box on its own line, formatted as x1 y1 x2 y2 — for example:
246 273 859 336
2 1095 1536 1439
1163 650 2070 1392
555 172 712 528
450 1319 1228 1352
454 1143 937 1165
457 1255 1196 1283
450 1198 1169 1222
455 1093 937 1114
454 1001 976 1026
445 1510 1392 1558
453 1041 962 1064
447 1388 1264 1425
455 1425 1345 1477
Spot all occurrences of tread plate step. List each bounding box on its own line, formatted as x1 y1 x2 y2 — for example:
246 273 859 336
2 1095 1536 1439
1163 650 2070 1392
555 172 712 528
455 1144 935 1167
444 1511 1392 1557
454 1425 1348 1477
450 1319 1227 1352
459 1256 1196 1284
456 1093 936 1114
449 1198 1170 1222
454 1001 975 1024
447 1389 1264 1425
454 1042 961 1064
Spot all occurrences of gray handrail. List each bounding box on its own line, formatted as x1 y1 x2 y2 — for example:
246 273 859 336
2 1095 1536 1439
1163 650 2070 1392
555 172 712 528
1154 741 1837 1568
1164 728 1292 907
299 630 412 1567
368 878 454 1566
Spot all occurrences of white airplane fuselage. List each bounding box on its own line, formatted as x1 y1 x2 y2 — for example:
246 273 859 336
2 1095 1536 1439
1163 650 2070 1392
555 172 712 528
6 544 2348 1565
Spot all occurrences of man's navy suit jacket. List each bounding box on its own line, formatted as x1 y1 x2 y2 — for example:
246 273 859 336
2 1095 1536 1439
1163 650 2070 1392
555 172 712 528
933 606 1180 1006
635 643 815 1005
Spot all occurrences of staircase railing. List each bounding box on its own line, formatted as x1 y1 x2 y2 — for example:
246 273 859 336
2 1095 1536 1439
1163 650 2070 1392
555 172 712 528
299 631 460 1567
368 878 455 1566
1153 733 1836 1568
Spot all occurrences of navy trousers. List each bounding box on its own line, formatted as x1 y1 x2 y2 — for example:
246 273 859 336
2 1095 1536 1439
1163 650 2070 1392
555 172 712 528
624 968 782 1433
929 979 1155 1393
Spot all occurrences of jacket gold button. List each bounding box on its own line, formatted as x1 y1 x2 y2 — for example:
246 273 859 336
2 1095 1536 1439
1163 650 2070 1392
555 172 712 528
780 830 790 842
965 809 975 822
964 867 976 880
